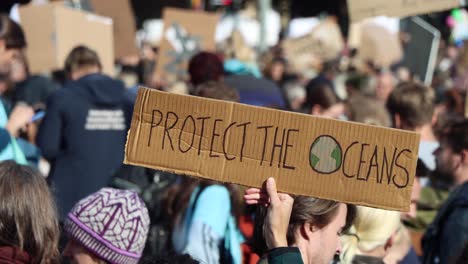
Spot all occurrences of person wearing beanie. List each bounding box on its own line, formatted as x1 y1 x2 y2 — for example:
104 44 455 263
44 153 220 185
63 188 150 264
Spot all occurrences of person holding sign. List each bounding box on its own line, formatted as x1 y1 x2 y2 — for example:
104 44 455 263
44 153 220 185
245 178 355 264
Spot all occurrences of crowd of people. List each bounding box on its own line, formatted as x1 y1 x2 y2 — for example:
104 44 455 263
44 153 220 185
0 2 467 264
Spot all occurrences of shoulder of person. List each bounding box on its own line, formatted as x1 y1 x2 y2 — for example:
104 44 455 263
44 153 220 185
452 182 468 207
46 86 70 106
265 247 304 264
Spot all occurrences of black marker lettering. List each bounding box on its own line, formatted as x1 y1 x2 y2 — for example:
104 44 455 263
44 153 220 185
342 141 359 178
366 145 379 182
222 122 237 161
209 119 223 158
393 149 411 188
178 115 196 153
147 109 163 147
283 129 299 170
237 122 251 162
196 117 210 155
257 126 273 165
162 111 178 150
380 147 397 184
357 143 370 181
270 128 286 168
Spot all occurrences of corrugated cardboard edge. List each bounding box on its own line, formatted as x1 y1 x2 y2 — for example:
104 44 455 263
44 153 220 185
124 87 421 211
348 0 460 22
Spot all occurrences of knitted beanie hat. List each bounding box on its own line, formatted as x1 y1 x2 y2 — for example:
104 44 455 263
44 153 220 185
64 188 150 264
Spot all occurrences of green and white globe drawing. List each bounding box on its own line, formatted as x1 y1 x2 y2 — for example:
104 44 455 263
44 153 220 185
309 135 342 174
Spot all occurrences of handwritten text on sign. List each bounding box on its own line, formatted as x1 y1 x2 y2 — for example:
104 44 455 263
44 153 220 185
125 88 420 211
146 110 412 189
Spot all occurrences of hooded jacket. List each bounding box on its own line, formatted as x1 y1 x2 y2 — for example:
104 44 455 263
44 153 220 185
37 73 131 219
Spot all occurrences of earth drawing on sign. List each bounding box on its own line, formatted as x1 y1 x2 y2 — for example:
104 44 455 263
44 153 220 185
309 135 342 174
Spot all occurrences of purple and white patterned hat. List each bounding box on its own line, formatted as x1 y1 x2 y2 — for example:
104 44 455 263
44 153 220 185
64 188 150 264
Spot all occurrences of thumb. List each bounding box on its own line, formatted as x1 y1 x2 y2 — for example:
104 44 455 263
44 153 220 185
266 177 280 204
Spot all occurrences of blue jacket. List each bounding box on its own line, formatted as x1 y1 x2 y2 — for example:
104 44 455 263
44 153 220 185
422 181 468 264
172 185 244 264
37 73 131 219
0 99 27 164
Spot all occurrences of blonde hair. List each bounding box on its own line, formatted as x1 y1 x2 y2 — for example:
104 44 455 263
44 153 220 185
340 206 400 263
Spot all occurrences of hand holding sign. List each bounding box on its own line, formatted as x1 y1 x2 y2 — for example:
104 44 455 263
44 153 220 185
244 177 293 249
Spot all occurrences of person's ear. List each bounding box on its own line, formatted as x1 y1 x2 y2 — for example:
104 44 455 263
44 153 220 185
431 109 439 126
300 222 317 241
461 149 468 165
311 105 322 116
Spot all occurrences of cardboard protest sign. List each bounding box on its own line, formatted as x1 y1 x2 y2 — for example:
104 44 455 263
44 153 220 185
124 87 420 211
153 8 219 83
89 0 139 59
19 2 114 75
348 0 460 22
357 22 403 67
401 17 440 85
283 19 343 72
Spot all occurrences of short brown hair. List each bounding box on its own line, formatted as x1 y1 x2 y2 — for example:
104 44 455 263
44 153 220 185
303 83 340 111
386 82 435 128
251 197 356 255
0 161 60 264
64 45 102 77
347 94 391 127
0 15 26 49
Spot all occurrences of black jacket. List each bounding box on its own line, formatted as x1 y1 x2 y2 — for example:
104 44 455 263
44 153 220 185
422 181 468 264
13 75 59 107
37 73 131 219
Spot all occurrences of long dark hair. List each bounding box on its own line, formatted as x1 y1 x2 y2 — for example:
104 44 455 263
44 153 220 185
0 15 26 49
0 161 60 264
